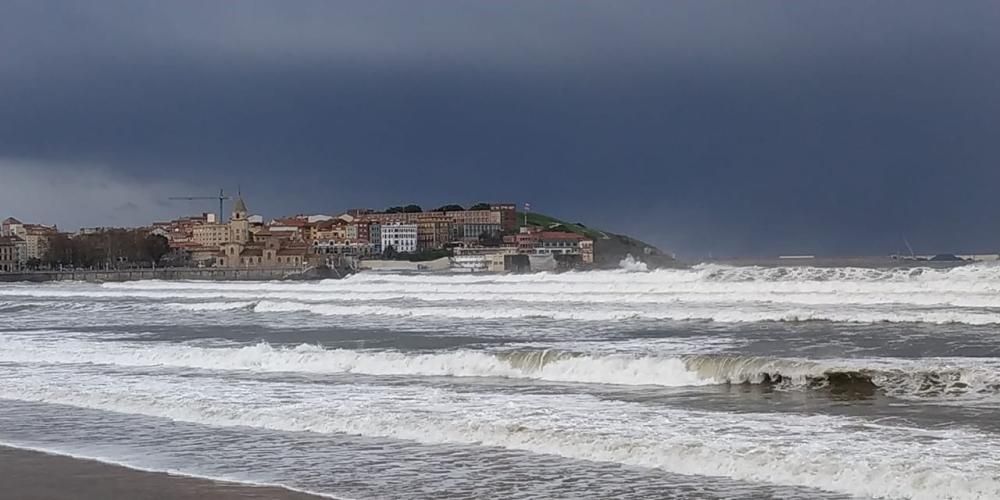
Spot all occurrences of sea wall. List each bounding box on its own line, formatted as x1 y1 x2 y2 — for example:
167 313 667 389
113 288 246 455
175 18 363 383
358 257 451 272
0 267 320 283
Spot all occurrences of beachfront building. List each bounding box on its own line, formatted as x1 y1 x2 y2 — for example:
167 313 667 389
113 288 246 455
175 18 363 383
0 236 20 272
381 223 418 253
311 219 348 242
11 237 26 267
355 203 517 248
416 214 453 251
370 223 382 253
579 239 594 264
267 217 312 241
451 246 518 272
151 213 212 246
5 222 58 260
187 196 255 250
503 227 593 264
313 240 377 259
1 217 21 237
452 220 503 242
212 196 318 268
535 231 589 256
446 209 503 242
217 237 314 268
191 223 230 248
445 204 517 231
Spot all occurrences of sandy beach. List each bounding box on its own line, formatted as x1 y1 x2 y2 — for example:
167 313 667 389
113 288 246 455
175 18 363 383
0 445 324 500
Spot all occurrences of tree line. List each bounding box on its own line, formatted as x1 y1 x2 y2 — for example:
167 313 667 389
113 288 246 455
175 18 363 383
39 229 170 269
383 203 494 213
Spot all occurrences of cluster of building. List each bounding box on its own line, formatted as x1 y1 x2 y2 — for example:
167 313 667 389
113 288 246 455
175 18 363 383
0 217 59 272
152 196 317 269
1 195 597 273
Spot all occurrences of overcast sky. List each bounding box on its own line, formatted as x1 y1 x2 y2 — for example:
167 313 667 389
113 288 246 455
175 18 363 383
2 1 999 257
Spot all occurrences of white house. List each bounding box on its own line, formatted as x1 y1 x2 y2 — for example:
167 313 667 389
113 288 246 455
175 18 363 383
380 223 418 253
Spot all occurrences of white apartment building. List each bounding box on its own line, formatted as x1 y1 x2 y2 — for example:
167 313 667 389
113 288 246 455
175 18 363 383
7 223 57 260
191 223 230 248
0 236 19 272
381 223 418 253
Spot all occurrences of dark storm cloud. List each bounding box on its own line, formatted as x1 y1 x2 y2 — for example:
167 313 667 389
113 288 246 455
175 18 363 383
2 1 999 256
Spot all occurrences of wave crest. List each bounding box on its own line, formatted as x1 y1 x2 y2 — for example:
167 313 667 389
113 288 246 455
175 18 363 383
3 333 995 401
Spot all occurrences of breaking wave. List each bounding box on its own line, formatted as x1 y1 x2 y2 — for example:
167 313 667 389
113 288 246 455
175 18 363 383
6 263 1000 325
166 301 258 312
3 369 999 500
618 254 649 272
3 336 996 401
158 299 1000 325
682 355 1000 398
0 301 40 313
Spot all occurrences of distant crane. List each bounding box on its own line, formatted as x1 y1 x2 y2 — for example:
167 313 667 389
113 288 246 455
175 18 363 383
169 189 231 222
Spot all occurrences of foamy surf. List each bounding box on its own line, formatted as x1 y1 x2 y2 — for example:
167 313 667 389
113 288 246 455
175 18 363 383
5 267 1000 499
7 263 1000 325
2 368 998 500
2 334 997 402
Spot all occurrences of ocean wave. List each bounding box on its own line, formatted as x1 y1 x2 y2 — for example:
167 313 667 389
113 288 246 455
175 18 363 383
2 336 997 400
5 265 1000 303
0 301 40 313
165 301 258 311
90 261 1000 289
2 370 998 500
3 263 1000 327
682 355 1000 399
13 287 1000 309
241 300 1000 325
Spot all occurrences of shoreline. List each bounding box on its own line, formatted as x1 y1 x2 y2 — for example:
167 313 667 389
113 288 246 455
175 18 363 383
0 256 987 283
0 265 348 283
0 444 329 500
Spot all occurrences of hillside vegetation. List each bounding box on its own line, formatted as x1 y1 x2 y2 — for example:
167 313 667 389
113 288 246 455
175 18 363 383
518 212 604 240
516 212 681 269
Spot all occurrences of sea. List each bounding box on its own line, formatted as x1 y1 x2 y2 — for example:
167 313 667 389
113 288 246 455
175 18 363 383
1 263 999 499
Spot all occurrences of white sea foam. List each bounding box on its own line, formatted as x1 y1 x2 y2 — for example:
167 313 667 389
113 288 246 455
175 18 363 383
6 264 1000 325
618 254 649 272
168 299 1000 324
1 369 998 500
2 335 997 400
166 301 258 311
7 266 1000 498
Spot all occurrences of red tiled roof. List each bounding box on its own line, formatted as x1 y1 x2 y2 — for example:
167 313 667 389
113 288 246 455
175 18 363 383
271 218 312 227
538 231 586 241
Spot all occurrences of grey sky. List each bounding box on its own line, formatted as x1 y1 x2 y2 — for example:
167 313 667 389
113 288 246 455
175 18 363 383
2 1 999 256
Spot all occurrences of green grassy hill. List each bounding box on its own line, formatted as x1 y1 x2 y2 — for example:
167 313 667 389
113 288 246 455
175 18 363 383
516 211 681 268
518 212 605 240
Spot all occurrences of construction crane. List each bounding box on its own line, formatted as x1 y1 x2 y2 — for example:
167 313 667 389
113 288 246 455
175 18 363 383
168 189 231 222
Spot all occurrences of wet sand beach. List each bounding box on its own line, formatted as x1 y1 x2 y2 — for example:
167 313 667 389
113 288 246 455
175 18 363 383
0 446 325 500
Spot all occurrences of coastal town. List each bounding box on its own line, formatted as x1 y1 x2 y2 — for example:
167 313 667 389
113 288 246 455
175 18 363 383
0 194 605 276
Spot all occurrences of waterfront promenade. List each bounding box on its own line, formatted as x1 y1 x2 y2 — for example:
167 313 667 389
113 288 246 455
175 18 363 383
0 266 343 283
